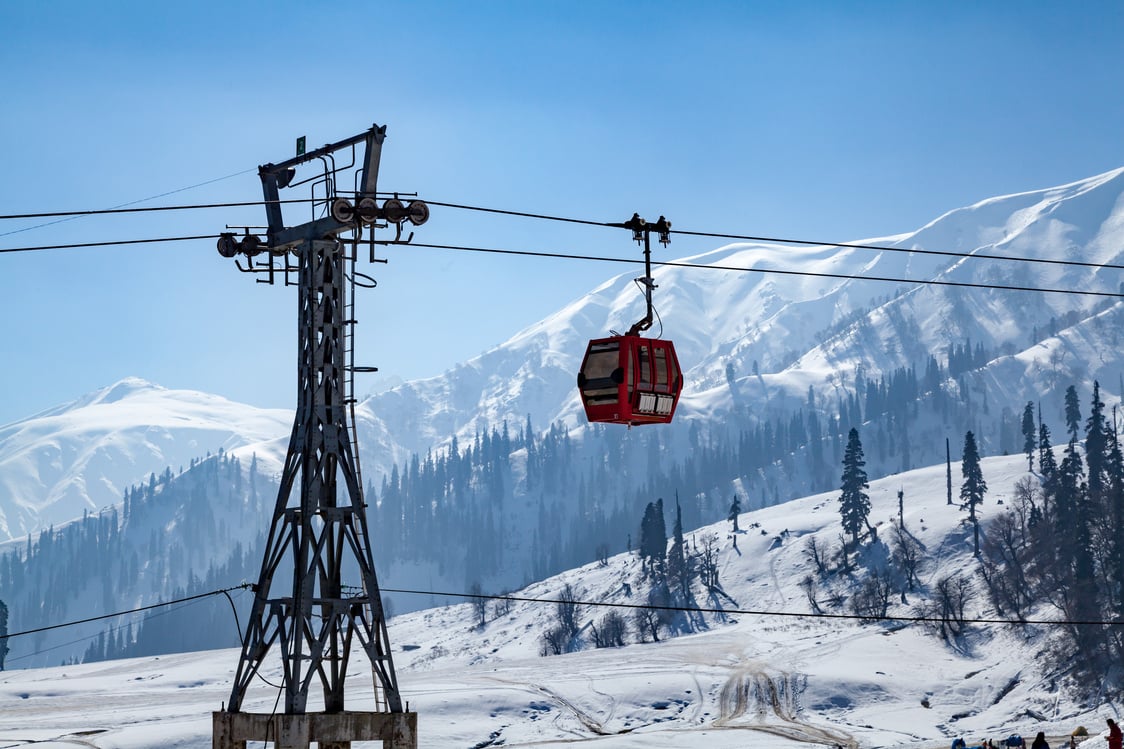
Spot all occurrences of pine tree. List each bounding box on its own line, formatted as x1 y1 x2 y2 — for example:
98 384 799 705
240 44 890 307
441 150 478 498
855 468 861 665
1054 438 1083 533
0 598 8 671
960 431 987 556
1106 408 1124 628
728 495 742 533
638 499 667 577
1065 385 1082 442
1021 401 1036 471
1039 421 1058 509
839 428 871 549
946 437 953 506
1057 434 1098 658
1084 381 1108 501
667 495 688 598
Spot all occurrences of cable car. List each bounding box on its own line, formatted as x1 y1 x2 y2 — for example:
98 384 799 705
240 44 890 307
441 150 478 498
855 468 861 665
578 334 683 425
577 214 684 426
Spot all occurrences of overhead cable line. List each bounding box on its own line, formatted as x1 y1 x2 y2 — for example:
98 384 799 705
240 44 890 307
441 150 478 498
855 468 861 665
671 228 1124 273
2 583 252 641
395 241 1124 299
424 199 1124 273
4 591 245 665
0 234 219 254
0 198 315 222
2 232 1120 299
423 200 609 229
4 194 1120 275
0 167 258 239
3 583 283 689
5 579 1116 656
382 585 1124 629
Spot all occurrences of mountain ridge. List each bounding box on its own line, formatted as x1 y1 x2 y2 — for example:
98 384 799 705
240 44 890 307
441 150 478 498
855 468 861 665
0 378 291 541
2 166 1123 556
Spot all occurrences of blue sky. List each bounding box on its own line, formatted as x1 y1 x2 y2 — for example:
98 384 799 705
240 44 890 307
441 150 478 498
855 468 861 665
1 1 1122 424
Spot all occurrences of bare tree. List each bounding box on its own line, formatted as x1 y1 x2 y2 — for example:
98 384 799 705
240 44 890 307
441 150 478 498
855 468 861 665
595 542 610 567
824 589 847 610
491 591 513 619
835 533 854 574
697 532 721 590
891 525 923 592
804 535 828 576
1012 475 1042 532
539 625 569 656
849 568 896 619
979 511 1034 621
633 607 661 643
925 573 974 641
556 584 581 638
469 581 487 628
590 611 628 648
800 575 823 614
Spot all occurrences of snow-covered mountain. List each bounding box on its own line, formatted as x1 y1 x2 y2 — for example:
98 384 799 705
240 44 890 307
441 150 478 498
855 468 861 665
0 378 290 542
1 450 1116 748
4 167 1123 572
358 167 1124 473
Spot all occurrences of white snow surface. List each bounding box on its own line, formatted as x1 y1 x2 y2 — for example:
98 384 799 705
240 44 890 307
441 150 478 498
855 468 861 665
1 451 1118 748
0 378 291 542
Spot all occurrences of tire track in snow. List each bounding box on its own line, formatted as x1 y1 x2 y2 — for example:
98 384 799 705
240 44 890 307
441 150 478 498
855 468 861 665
526 682 624 737
0 733 105 749
482 675 633 738
714 666 856 748
769 553 787 608
583 675 617 728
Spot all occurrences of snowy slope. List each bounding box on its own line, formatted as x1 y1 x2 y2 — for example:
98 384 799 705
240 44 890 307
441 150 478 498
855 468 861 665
0 451 1116 748
0 378 291 542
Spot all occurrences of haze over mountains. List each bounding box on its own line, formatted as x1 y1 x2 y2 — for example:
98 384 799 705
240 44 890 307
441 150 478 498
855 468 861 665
364 165 1124 460
2 166 1121 545
1 167 1123 671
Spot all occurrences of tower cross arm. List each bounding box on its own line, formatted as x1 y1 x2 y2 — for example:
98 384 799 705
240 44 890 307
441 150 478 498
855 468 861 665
270 218 354 253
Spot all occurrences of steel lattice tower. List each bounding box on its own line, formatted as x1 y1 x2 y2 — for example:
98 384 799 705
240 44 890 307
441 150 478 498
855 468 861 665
213 124 425 749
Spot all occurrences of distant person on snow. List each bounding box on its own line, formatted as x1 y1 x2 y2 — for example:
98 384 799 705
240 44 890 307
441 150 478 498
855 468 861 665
1108 719 1122 749
1031 732 1049 749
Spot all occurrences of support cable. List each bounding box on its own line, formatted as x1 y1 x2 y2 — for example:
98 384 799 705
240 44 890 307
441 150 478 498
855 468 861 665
0 198 315 222
381 585 1124 629
671 227 1124 273
0 168 258 238
393 241 1124 299
422 199 609 229
2 196 1121 275
2 583 252 640
0 235 219 254
6 579 1122 661
422 199 1124 272
4 593 243 666
0 232 1118 299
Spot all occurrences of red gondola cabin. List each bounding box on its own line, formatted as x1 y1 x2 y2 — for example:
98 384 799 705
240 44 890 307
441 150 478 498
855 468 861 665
577 334 683 426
